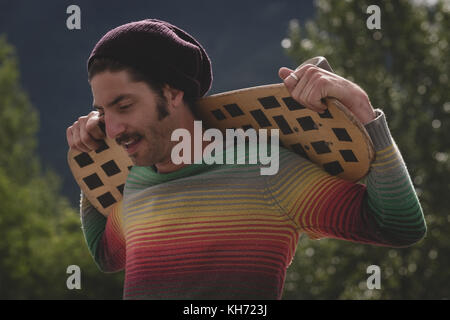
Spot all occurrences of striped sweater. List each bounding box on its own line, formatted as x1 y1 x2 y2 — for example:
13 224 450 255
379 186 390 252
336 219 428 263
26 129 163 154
80 109 426 299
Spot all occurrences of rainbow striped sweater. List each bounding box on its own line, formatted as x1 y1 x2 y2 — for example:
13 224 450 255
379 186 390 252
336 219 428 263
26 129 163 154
80 110 426 299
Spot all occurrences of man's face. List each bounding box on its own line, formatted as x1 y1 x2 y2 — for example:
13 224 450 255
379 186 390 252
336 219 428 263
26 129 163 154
91 70 177 166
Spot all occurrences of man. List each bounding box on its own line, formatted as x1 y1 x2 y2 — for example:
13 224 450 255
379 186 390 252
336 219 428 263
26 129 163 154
66 19 426 299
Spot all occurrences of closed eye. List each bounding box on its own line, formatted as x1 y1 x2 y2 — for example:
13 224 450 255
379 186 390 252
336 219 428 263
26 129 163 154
119 104 132 111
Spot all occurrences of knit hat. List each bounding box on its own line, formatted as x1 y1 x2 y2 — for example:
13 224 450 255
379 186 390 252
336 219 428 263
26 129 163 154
87 19 212 98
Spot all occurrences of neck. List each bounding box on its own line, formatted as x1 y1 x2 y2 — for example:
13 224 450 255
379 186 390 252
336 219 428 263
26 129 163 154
153 108 208 174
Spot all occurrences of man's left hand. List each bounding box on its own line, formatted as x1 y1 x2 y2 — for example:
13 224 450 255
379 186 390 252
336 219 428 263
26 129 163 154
279 64 376 125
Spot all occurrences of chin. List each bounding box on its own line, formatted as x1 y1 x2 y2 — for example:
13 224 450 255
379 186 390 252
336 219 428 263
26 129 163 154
131 159 147 167
131 155 154 167
129 155 141 166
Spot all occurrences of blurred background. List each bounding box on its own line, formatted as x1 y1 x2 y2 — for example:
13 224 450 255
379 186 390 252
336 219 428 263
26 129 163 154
0 0 448 299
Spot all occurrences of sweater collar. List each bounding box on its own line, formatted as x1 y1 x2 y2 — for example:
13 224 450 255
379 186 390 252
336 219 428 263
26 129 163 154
125 139 257 190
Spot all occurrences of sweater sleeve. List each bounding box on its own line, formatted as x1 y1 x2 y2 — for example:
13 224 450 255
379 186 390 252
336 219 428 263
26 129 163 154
266 109 427 247
80 193 126 272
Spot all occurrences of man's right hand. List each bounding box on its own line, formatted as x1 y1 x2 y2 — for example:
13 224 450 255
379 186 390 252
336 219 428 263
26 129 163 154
66 111 106 153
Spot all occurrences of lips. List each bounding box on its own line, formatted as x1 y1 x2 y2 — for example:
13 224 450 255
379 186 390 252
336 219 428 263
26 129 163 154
118 135 142 155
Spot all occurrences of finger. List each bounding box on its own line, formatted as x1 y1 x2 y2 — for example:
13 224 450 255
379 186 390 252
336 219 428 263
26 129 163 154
305 84 328 114
67 125 85 152
279 63 316 80
281 64 326 113
66 126 84 152
77 114 102 151
278 67 294 80
279 67 302 92
291 69 313 100
301 74 328 112
80 126 102 151
66 126 74 149
298 67 331 112
86 117 106 141
71 122 91 153
282 64 314 93
289 67 320 112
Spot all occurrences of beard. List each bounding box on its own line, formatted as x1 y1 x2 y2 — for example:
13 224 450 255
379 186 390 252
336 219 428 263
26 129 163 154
129 127 173 166
116 97 176 167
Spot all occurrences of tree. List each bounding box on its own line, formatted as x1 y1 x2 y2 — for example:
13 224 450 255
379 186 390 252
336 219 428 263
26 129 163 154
0 35 124 299
282 0 449 299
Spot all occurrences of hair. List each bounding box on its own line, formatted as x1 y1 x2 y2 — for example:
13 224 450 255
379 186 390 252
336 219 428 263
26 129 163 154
87 57 198 119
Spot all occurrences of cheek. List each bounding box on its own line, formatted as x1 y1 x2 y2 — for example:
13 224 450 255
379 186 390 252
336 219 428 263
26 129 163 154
130 115 152 135
139 122 165 144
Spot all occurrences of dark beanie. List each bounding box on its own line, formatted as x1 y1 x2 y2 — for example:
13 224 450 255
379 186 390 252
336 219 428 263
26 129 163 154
87 19 212 98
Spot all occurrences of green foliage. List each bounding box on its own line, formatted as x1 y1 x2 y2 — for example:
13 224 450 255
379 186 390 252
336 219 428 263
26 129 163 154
0 36 39 183
283 0 449 299
0 36 123 299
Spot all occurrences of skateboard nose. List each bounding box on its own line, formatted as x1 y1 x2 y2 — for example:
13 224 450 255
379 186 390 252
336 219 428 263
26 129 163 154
298 56 334 73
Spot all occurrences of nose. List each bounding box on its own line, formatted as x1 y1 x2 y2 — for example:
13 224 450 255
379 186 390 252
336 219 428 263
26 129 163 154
104 112 126 140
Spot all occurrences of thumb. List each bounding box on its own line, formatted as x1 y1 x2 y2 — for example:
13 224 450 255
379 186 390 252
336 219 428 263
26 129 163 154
278 67 294 81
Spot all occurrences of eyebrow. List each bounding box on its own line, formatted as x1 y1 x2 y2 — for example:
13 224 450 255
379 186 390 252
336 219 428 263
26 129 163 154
93 94 134 109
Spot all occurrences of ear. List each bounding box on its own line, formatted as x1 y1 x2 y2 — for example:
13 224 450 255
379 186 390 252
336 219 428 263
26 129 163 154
163 85 184 108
